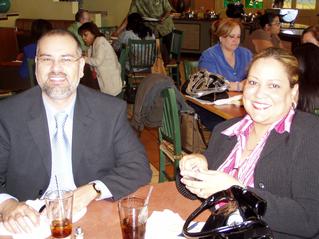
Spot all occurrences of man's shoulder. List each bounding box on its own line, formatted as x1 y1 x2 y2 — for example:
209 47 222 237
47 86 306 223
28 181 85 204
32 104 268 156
77 85 125 110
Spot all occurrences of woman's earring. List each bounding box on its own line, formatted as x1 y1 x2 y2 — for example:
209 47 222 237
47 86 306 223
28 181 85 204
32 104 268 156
292 102 297 109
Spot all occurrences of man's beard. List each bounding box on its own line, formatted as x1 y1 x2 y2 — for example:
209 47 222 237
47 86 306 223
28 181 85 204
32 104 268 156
40 74 79 100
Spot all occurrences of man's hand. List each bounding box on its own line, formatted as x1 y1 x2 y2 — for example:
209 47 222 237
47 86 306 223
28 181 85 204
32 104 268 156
72 184 98 214
0 199 40 234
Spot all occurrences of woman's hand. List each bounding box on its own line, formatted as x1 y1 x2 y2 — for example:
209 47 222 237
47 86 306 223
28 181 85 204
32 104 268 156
179 154 208 172
180 169 244 199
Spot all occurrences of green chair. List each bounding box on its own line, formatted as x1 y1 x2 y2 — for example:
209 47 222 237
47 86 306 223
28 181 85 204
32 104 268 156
158 88 184 182
126 39 156 88
166 30 184 87
183 60 198 82
27 58 36 87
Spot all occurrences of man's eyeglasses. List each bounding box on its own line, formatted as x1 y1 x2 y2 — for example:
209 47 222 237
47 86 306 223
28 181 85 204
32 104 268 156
36 56 82 66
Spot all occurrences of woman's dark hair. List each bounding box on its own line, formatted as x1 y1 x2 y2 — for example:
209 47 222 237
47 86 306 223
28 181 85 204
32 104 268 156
226 3 244 19
294 43 319 113
78 22 104 38
31 19 53 42
259 12 279 28
126 12 153 39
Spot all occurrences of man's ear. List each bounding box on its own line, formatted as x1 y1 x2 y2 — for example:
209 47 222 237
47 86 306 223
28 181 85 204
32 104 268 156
79 57 85 78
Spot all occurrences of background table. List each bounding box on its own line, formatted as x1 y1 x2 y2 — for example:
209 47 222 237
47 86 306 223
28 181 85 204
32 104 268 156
186 92 246 120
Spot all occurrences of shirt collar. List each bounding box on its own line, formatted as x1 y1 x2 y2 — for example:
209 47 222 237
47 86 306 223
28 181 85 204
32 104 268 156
222 108 296 137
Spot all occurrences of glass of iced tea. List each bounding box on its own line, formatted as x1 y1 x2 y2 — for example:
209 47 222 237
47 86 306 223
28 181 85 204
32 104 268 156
45 190 73 239
118 197 148 239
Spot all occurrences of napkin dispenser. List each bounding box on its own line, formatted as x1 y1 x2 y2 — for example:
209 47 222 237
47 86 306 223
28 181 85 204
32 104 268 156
182 186 273 239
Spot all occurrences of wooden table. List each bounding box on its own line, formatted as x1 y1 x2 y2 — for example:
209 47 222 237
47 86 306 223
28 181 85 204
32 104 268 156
186 92 246 120
0 182 208 239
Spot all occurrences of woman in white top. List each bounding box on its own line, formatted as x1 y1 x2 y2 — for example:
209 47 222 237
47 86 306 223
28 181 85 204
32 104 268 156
79 22 122 96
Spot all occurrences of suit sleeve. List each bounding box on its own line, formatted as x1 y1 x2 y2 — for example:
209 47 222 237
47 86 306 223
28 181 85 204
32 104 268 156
99 102 151 200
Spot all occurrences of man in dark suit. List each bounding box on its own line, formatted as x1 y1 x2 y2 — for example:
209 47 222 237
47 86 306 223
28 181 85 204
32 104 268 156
0 29 151 234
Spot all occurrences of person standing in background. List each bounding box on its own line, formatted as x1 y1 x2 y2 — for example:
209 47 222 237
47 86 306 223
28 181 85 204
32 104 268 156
68 9 91 53
114 0 174 65
19 19 52 80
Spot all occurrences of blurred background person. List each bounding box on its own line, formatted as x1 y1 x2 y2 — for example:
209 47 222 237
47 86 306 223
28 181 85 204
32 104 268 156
113 12 155 64
79 22 122 96
113 0 174 65
199 19 252 92
179 48 319 238
68 9 91 53
294 42 319 114
245 12 283 54
301 24 319 47
19 19 52 81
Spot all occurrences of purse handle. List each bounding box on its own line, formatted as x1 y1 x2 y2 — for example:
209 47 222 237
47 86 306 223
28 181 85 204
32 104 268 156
182 186 273 239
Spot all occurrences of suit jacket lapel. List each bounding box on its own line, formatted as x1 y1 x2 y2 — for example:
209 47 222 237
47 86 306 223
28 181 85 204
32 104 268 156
28 88 51 175
259 130 289 161
72 87 95 183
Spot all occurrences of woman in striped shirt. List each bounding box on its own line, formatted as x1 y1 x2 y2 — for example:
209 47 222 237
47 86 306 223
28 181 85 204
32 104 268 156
178 48 319 238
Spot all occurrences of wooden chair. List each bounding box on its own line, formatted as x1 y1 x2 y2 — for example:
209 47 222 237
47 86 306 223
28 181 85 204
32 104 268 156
166 30 184 87
158 88 184 182
27 58 36 87
126 39 156 88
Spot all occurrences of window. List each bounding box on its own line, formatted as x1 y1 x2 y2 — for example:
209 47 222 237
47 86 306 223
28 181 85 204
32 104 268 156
245 0 263 9
283 0 316 9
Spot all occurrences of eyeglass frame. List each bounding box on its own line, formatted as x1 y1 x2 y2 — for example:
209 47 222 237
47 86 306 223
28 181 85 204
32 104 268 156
36 55 83 66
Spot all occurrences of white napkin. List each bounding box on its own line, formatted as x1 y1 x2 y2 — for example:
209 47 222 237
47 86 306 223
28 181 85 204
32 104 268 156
0 199 87 239
145 209 204 239
213 94 242 106
185 94 242 106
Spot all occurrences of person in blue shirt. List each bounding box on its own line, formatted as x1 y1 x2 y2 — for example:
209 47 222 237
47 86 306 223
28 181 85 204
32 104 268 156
199 19 252 91
19 19 52 81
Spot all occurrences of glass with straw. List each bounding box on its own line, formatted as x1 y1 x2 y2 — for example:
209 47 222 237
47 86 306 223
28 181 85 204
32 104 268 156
45 176 74 238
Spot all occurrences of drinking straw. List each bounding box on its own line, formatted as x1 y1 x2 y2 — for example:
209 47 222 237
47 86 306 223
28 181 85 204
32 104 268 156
144 185 153 206
55 175 65 219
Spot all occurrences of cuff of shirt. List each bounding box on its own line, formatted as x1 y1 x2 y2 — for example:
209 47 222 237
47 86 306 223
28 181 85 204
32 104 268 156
0 194 18 206
90 180 113 200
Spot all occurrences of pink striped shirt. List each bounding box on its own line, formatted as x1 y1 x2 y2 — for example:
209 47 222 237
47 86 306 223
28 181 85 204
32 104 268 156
218 108 295 187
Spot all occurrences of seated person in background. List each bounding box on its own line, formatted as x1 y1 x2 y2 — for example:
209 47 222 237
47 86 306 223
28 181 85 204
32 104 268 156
0 29 151 234
293 42 319 114
68 9 91 53
113 0 174 65
199 19 252 92
245 12 283 54
301 24 319 47
19 19 52 80
79 22 122 96
179 48 319 238
113 12 155 71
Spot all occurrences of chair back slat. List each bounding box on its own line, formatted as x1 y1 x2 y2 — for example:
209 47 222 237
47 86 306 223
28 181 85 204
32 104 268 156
170 30 183 61
159 88 182 154
128 39 156 72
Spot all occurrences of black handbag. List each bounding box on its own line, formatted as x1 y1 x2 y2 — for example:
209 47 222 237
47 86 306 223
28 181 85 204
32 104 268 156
182 186 273 239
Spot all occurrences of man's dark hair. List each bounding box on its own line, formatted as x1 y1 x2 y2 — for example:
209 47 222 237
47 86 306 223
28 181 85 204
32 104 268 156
75 9 88 22
31 19 53 41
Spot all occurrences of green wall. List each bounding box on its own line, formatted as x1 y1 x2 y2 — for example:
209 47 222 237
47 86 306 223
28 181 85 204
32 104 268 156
83 0 131 27
0 0 77 27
